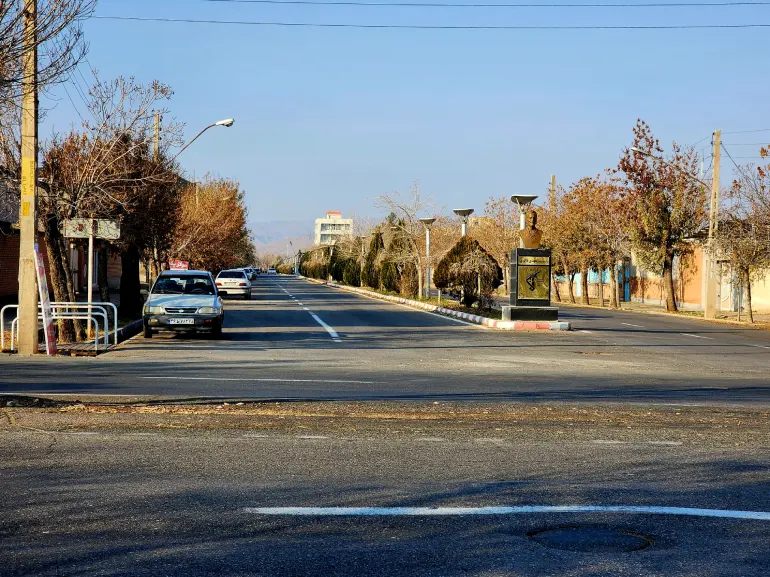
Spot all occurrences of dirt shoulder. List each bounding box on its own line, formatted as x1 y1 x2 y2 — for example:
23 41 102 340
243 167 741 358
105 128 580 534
2 395 768 446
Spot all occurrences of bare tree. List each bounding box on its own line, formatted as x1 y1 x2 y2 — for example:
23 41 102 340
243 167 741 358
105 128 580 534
0 0 95 101
375 184 435 298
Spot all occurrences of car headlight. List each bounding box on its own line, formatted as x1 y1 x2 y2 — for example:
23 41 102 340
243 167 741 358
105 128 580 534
197 306 221 314
144 306 164 314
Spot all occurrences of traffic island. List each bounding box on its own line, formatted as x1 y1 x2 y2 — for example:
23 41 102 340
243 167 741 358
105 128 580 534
303 277 571 331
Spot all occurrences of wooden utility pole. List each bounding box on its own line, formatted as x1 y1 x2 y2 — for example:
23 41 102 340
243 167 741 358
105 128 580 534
17 0 39 355
704 130 721 320
549 174 556 213
153 113 160 160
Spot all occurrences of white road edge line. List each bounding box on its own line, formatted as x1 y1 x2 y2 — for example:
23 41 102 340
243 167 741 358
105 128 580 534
748 344 770 350
621 323 644 328
680 333 714 340
242 505 770 521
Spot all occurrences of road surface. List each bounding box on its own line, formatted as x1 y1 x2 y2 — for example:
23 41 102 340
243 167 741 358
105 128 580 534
1 276 768 405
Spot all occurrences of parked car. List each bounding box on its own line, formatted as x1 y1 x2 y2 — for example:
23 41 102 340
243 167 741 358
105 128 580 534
244 267 257 281
267 267 277 275
143 270 224 339
216 269 252 299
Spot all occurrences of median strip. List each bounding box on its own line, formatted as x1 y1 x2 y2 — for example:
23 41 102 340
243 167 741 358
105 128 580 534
302 278 571 331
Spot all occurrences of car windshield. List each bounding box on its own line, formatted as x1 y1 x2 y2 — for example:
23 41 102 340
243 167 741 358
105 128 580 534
152 275 215 295
218 271 245 279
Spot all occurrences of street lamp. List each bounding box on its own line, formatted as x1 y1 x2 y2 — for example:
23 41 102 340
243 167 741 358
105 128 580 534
453 208 474 237
631 146 719 319
419 217 436 299
171 118 235 162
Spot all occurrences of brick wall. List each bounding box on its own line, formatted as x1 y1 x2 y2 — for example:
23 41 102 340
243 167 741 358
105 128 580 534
0 230 55 301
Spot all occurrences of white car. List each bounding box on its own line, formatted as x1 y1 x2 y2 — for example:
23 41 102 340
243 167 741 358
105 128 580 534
267 267 277 275
143 270 224 339
216 269 252 299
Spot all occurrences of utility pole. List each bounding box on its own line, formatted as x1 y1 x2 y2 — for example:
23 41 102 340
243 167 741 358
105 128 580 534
17 0 39 355
153 113 160 160
549 174 556 213
704 130 721 320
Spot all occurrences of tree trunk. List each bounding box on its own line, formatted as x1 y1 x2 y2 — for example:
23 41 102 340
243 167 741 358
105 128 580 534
662 255 677 312
562 256 575 304
120 244 143 319
742 267 754 323
597 269 604 307
609 264 618 309
43 215 77 342
98 246 110 304
581 265 590 305
551 272 562 303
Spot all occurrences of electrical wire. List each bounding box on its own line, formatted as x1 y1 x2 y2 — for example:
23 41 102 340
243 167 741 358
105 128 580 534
721 128 770 135
92 15 770 28
201 0 770 6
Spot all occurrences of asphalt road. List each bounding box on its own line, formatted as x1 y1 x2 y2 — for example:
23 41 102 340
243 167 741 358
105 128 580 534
1 275 769 405
2 404 770 576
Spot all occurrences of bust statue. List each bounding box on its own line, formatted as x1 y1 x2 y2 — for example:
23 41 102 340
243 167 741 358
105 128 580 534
519 209 543 249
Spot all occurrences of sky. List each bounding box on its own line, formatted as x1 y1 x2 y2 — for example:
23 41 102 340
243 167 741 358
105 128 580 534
41 0 770 226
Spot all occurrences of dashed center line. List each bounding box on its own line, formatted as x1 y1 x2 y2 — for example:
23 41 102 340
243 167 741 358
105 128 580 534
276 282 342 343
680 333 714 340
621 322 644 328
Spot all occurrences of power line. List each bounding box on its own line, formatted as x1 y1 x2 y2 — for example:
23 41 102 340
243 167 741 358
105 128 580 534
721 128 770 135
93 15 770 28
721 142 770 146
202 0 770 6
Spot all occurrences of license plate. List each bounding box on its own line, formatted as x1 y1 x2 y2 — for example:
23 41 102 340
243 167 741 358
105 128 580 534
168 318 194 325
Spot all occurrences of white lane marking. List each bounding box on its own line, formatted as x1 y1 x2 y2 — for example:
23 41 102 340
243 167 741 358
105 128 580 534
648 441 683 446
276 281 341 342
243 505 770 521
417 437 445 442
141 376 374 384
579 330 593 334
680 333 714 340
308 312 341 342
748 344 770 350
297 435 328 440
621 323 644 328
592 440 625 445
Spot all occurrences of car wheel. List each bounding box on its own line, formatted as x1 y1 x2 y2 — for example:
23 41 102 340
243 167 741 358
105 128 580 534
245 292 251 301
143 325 153 339
212 322 223 340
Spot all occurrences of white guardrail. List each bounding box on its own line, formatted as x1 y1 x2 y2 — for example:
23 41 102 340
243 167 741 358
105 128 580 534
1 302 118 352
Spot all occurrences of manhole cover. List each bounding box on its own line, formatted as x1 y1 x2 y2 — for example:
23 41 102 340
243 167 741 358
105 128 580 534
528 526 652 553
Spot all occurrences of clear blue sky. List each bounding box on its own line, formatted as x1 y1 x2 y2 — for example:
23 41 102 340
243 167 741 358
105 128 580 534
42 0 770 223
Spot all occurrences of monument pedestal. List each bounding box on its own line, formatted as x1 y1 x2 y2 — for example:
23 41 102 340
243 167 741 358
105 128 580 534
502 305 559 321
508 248 559 321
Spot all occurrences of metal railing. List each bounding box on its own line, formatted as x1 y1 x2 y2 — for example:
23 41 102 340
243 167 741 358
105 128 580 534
1 301 118 352
10 314 100 352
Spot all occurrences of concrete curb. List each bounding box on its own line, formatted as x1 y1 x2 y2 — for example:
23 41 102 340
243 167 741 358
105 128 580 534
301 277 571 331
117 319 143 343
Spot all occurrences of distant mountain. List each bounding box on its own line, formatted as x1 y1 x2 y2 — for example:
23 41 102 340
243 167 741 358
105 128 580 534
248 220 314 255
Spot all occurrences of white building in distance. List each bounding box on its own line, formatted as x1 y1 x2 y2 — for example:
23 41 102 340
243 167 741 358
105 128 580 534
314 211 353 246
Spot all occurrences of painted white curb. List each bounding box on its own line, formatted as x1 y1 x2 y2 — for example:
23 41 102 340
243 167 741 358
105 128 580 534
302 277 571 331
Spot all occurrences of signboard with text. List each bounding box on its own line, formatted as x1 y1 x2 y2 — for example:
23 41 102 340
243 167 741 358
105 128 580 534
63 219 121 240
168 259 189 270
34 245 57 356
